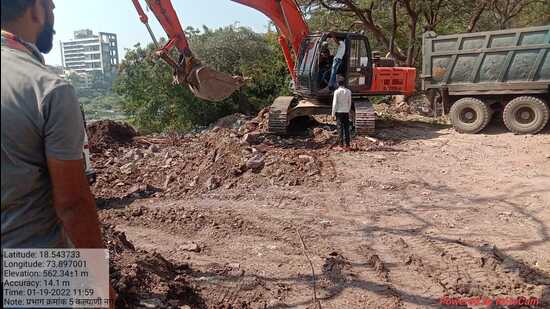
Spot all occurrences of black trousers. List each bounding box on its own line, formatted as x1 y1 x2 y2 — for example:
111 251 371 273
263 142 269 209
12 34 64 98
336 112 351 146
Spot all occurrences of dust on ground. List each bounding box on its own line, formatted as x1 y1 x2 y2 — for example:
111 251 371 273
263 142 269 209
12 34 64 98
93 113 550 308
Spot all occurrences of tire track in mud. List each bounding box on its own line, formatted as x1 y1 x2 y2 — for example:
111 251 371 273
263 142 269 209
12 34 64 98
357 245 404 309
380 232 547 306
359 238 444 308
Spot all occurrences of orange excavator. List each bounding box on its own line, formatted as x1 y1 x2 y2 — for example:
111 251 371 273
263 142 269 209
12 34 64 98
131 0 416 135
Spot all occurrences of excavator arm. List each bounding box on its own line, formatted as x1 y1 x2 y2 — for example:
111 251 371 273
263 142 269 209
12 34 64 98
231 0 309 81
131 0 309 101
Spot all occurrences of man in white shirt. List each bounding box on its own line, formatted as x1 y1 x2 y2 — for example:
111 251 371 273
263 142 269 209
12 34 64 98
332 79 352 149
328 35 346 90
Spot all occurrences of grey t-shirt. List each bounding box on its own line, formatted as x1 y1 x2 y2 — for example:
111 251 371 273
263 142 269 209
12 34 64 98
1 44 84 248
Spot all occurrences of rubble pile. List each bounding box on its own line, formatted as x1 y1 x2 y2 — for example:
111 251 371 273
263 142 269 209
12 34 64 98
104 225 204 308
88 120 137 153
104 225 285 308
92 128 336 200
91 110 395 201
377 94 436 118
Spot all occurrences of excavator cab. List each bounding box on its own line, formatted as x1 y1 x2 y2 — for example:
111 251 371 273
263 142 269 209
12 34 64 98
267 32 379 135
295 32 374 98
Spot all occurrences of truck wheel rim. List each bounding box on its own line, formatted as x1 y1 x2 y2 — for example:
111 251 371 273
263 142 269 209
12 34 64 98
515 107 535 124
460 108 477 123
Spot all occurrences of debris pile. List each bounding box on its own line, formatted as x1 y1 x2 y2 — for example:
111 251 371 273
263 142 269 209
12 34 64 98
91 109 399 201
104 225 204 308
87 120 137 153
103 224 287 308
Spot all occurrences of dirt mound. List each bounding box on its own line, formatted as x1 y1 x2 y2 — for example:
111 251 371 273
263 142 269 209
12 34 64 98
88 120 137 153
90 109 399 201
214 113 249 129
91 128 337 200
103 224 288 308
104 225 204 308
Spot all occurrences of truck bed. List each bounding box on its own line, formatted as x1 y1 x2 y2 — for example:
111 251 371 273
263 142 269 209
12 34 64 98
421 26 550 95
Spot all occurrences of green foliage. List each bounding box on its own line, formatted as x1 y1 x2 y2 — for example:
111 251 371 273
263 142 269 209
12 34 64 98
114 26 290 133
80 93 126 122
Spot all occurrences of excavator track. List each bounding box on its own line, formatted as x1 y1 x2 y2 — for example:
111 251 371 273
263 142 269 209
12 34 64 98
268 96 295 135
354 100 376 136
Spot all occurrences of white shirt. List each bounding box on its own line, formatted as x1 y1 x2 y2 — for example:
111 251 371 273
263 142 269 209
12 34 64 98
334 41 346 59
332 86 352 116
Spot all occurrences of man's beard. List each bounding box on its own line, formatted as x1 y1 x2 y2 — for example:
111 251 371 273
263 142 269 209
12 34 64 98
36 22 55 54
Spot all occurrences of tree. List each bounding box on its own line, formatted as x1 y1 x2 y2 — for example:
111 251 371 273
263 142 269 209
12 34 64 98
488 0 546 29
299 0 547 66
114 26 291 133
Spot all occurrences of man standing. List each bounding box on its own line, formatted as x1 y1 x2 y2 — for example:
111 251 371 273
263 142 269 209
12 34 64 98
1 0 117 301
332 78 352 150
2 0 115 303
328 35 346 90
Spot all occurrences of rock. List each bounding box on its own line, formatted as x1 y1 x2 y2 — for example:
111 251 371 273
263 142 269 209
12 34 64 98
224 180 237 189
164 174 175 189
227 263 240 269
189 176 199 187
230 166 245 176
206 176 221 190
229 268 245 277
139 298 163 308
165 158 173 166
120 162 135 174
179 306 191 309
313 127 324 136
126 184 159 198
298 154 314 164
214 113 247 129
131 207 143 217
181 243 201 252
147 144 160 153
242 132 260 145
246 154 265 171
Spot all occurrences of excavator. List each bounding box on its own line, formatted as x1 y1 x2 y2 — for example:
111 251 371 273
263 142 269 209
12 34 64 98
131 0 416 135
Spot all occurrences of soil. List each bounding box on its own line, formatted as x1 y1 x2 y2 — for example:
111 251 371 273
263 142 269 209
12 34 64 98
88 120 137 153
94 114 550 308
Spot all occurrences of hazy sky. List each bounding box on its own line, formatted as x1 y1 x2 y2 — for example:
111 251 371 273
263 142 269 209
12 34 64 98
45 0 270 65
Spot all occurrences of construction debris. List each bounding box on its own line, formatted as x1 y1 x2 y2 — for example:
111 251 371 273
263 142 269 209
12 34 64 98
90 110 399 202
87 120 137 153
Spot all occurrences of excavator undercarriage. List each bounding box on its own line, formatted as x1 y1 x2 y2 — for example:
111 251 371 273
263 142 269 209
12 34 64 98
267 97 376 136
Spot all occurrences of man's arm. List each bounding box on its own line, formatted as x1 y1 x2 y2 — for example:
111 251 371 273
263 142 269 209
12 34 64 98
48 158 104 248
42 85 104 248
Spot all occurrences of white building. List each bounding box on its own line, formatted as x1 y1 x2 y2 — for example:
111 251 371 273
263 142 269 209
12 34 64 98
60 29 119 78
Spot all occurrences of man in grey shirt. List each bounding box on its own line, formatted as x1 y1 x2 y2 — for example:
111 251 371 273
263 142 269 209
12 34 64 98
1 0 106 251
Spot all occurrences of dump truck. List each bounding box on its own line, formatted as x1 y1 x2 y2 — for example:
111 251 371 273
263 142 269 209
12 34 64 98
421 26 550 134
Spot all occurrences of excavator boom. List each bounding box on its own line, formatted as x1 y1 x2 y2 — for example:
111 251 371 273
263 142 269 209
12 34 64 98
131 0 309 101
231 0 309 80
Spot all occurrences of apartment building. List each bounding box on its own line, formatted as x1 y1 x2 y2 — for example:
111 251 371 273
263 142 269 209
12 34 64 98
60 29 119 77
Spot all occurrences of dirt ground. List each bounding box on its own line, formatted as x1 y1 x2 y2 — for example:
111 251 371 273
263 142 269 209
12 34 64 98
93 117 550 309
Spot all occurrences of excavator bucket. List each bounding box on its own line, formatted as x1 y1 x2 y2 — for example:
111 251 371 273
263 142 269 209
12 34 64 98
186 65 244 102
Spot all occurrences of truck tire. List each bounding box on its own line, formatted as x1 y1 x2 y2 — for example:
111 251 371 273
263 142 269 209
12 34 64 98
503 96 549 134
449 97 491 134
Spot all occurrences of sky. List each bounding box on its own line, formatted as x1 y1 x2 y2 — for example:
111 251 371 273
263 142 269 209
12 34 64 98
44 0 270 66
